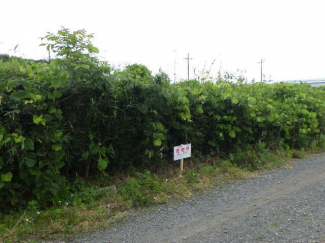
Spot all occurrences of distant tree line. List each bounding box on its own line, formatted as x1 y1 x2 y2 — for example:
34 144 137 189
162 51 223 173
0 53 48 63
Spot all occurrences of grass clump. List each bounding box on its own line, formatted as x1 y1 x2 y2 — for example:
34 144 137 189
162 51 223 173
1 145 323 242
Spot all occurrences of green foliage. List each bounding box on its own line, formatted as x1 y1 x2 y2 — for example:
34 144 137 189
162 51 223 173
2 26 325 212
186 171 200 184
118 171 166 207
199 166 214 175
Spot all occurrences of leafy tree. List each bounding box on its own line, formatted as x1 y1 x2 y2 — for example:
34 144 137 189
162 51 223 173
40 27 99 59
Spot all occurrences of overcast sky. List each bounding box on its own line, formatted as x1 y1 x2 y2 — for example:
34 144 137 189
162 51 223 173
1 0 325 81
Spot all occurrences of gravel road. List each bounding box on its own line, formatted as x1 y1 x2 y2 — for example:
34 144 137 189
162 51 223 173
71 153 325 243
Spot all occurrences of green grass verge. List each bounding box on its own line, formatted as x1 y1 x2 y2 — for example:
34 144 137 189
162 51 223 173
0 146 322 243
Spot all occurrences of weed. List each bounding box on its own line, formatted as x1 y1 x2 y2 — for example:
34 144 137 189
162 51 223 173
214 168 220 176
257 232 264 239
1 142 322 242
186 171 200 184
199 166 214 176
292 149 306 159
119 178 144 206
27 200 39 211
271 221 279 227
219 160 233 169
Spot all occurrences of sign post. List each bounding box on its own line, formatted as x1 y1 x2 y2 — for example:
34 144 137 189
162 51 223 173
174 144 191 173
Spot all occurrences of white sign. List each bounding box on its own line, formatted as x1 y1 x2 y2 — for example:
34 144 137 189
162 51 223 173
174 144 191 161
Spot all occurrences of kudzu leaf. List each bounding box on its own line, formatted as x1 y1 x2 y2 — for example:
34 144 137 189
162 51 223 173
47 92 54 99
49 183 60 195
155 123 164 131
154 138 162 146
25 158 36 167
29 167 41 175
52 144 62 151
229 130 236 138
145 149 154 158
231 97 238 104
82 151 89 160
53 90 62 98
1 172 12 182
267 104 274 109
196 106 204 114
49 106 56 114
98 157 108 171
55 130 63 138
33 115 43 124
22 138 34 151
0 126 6 139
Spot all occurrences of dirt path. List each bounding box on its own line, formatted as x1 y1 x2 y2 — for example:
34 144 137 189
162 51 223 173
72 154 325 243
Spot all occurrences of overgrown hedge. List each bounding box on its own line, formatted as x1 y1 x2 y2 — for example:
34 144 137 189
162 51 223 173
1 28 325 211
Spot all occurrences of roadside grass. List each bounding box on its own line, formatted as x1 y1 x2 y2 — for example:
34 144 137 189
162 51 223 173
0 147 324 243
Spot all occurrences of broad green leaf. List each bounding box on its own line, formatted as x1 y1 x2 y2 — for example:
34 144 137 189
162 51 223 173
75 64 90 70
29 167 41 175
1 172 13 182
229 130 236 138
24 99 33 104
267 104 274 109
49 183 60 195
0 157 3 169
196 106 204 114
56 108 62 115
52 144 62 151
33 115 43 124
39 160 50 169
25 158 36 167
153 132 165 140
231 97 238 104
155 123 164 131
145 149 154 158
55 130 63 138
22 138 34 151
49 106 56 114
154 138 162 146
136 103 148 114
100 146 107 157
43 114 53 121
98 157 108 171
53 90 63 98
35 94 43 101
56 160 65 169
82 151 89 160
0 136 11 147
14 135 23 143
47 92 54 99
0 182 4 189
0 126 6 140
267 115 274 122
248 97 256 105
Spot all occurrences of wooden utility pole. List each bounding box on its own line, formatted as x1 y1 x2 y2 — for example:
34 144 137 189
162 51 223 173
184 53 192 81
258 59 264 82
173 49 177 83
48 49 51 64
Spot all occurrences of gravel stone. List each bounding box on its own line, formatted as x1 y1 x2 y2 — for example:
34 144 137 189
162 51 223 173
69 153 325 243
